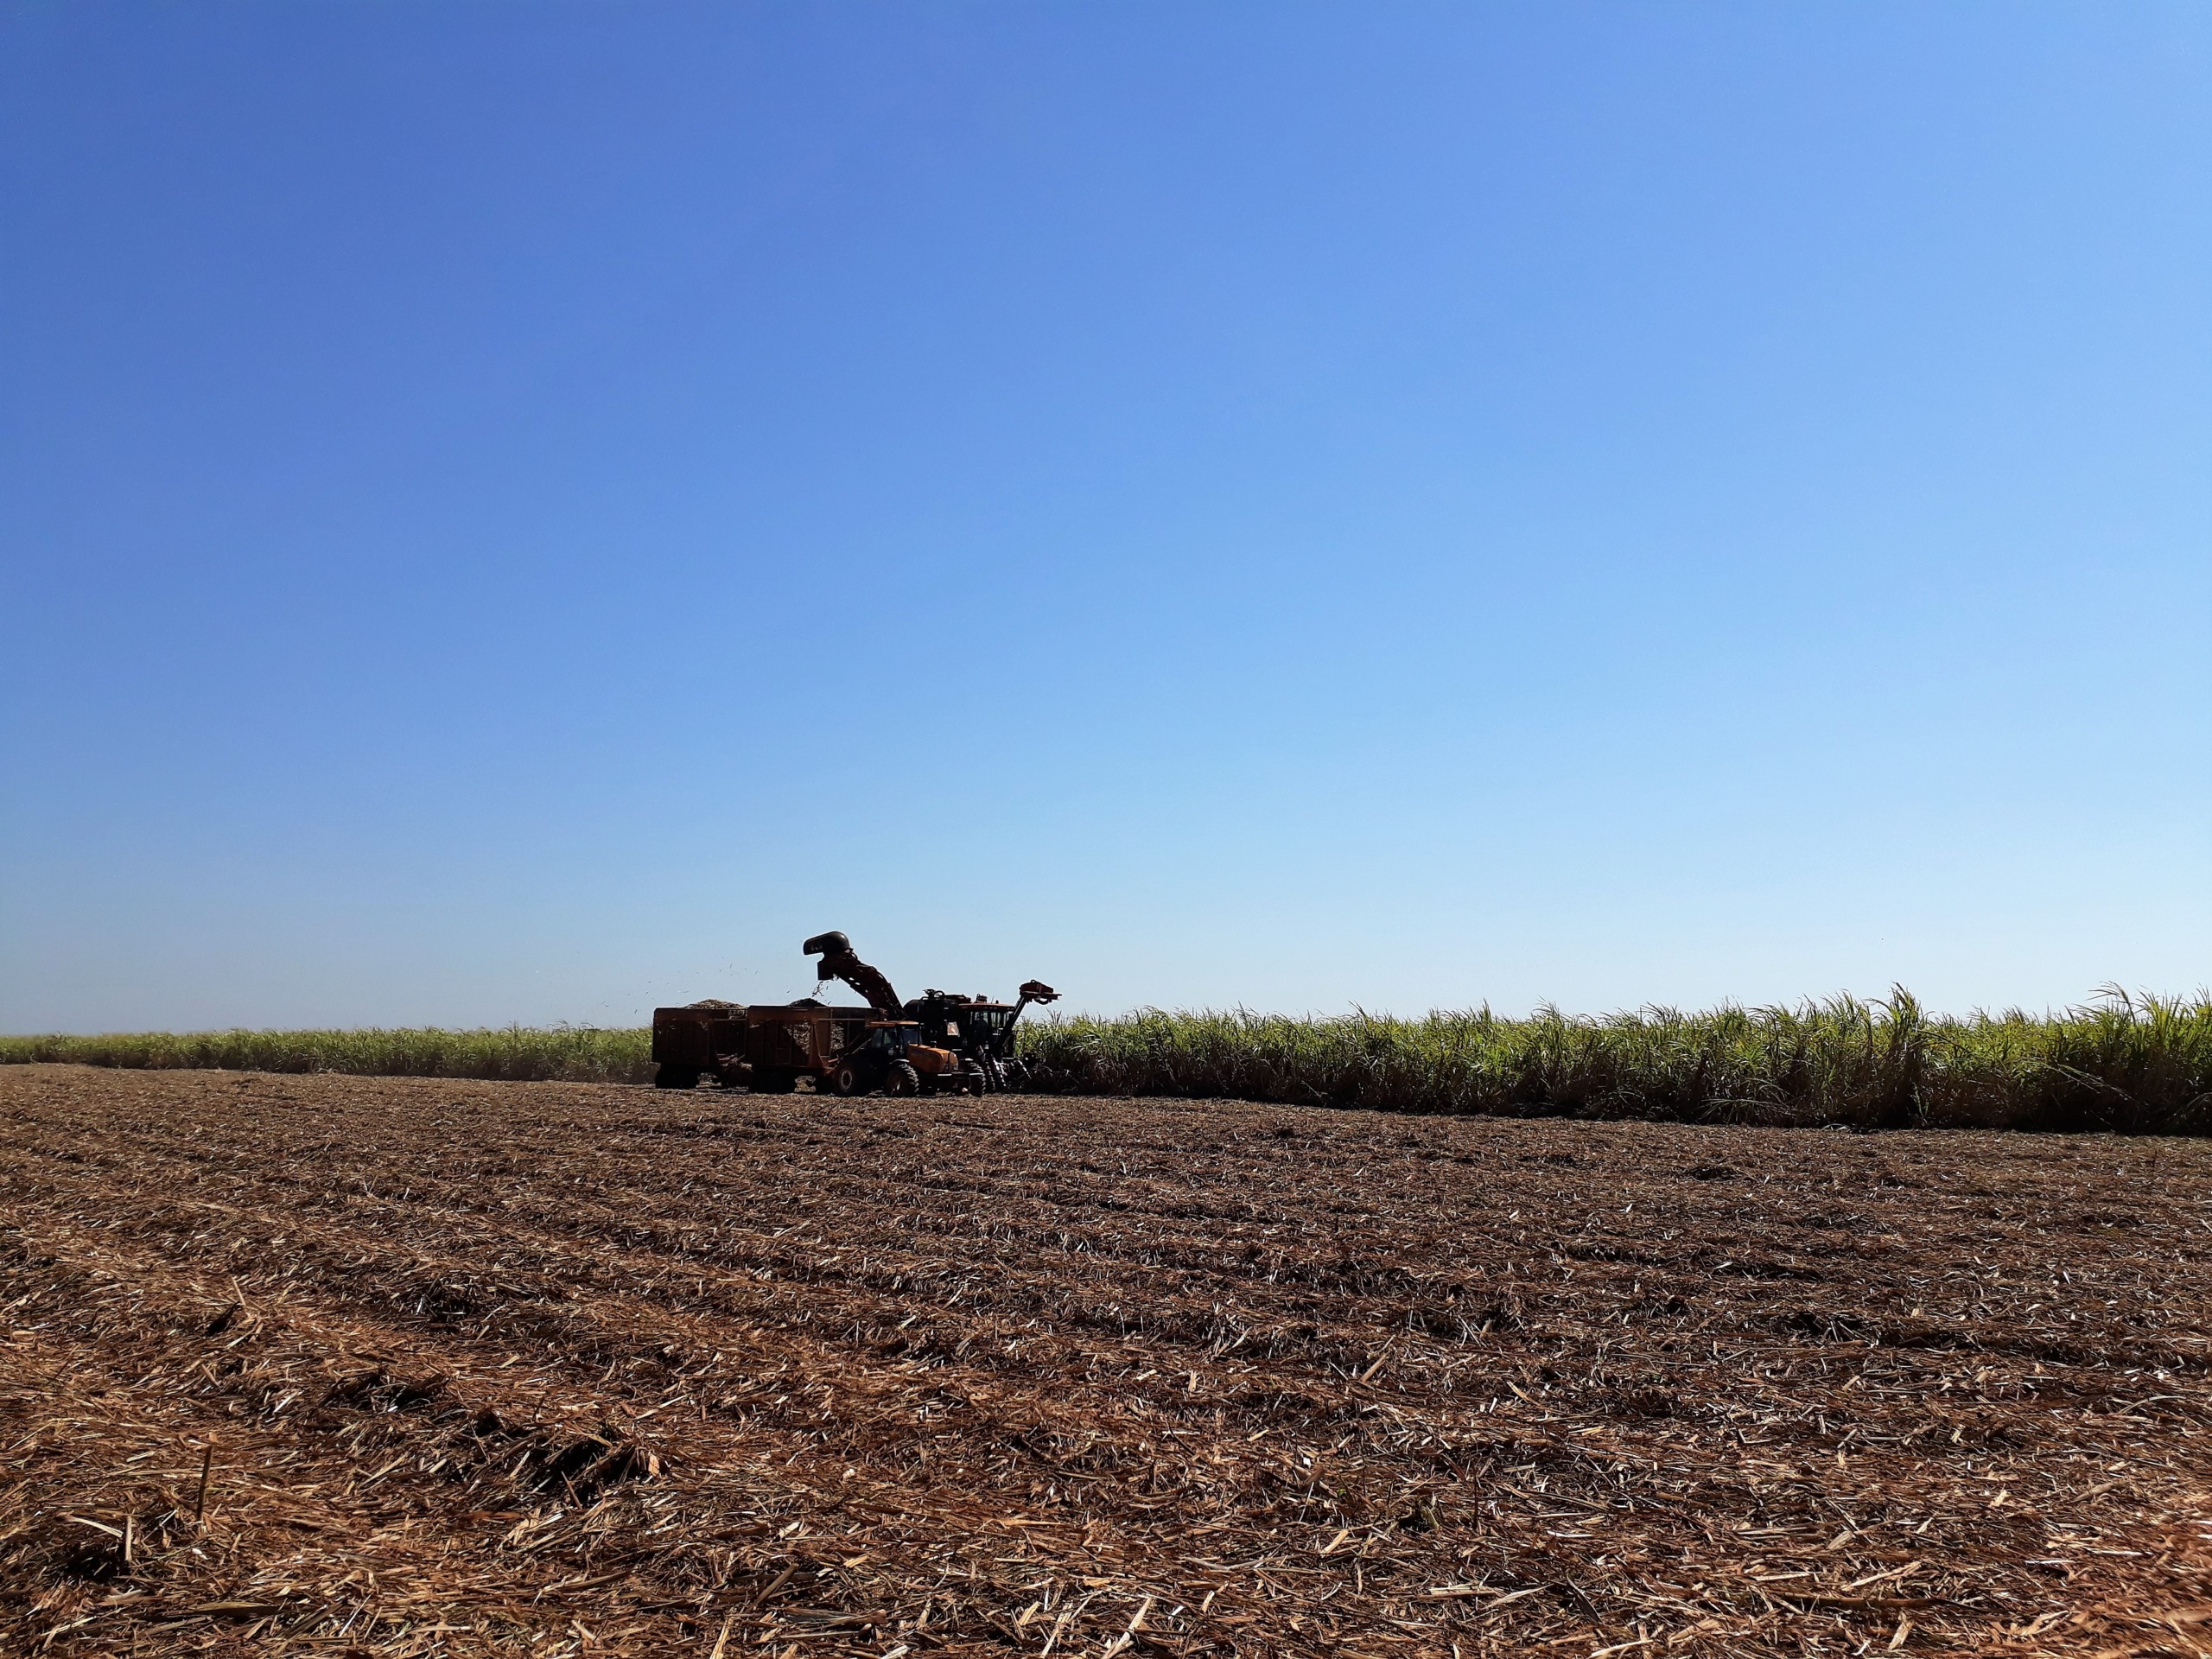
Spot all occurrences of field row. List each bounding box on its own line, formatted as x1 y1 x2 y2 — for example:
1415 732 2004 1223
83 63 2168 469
3 1064 2209 1656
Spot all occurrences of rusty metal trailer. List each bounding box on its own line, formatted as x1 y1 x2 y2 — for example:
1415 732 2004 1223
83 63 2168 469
651 1001 926 1096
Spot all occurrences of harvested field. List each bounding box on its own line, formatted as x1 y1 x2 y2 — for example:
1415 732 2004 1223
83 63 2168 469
3 1065 2209 1657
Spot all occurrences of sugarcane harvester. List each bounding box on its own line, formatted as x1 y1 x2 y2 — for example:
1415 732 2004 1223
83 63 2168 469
649 932 1058 1096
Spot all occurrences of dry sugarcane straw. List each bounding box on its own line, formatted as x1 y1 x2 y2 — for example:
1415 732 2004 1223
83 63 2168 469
2 1063 2209 1656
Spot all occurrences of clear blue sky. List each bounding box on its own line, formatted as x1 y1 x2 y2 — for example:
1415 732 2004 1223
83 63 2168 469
3 3 2206 1032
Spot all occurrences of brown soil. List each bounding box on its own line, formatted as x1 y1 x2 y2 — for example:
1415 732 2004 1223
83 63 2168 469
3 1065 2209 1657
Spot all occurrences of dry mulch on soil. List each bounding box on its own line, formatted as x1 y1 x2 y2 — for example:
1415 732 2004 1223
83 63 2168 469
2 1065 2209 1658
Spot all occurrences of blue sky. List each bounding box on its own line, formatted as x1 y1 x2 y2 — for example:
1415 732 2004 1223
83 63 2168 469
3 3 2206 1031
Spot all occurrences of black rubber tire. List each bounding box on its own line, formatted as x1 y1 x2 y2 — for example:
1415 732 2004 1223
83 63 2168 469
749 1070 797 1095
654 1066 700 1090
884 1061 920 1097
830 1063 863 1097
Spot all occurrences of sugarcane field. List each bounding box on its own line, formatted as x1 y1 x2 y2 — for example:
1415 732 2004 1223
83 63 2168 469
10 8 2209 1658
3 1061 2209 1658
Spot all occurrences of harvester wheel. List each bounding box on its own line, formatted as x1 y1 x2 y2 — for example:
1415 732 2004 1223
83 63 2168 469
884 1061 920 1097
654 1066 700 1090
830 1063 862 1097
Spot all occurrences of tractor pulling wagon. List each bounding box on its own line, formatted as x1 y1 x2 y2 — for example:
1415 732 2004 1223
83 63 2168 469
650 932 1058 1096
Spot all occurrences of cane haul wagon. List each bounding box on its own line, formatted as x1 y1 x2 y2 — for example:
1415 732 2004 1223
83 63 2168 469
649 1000 897 1096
